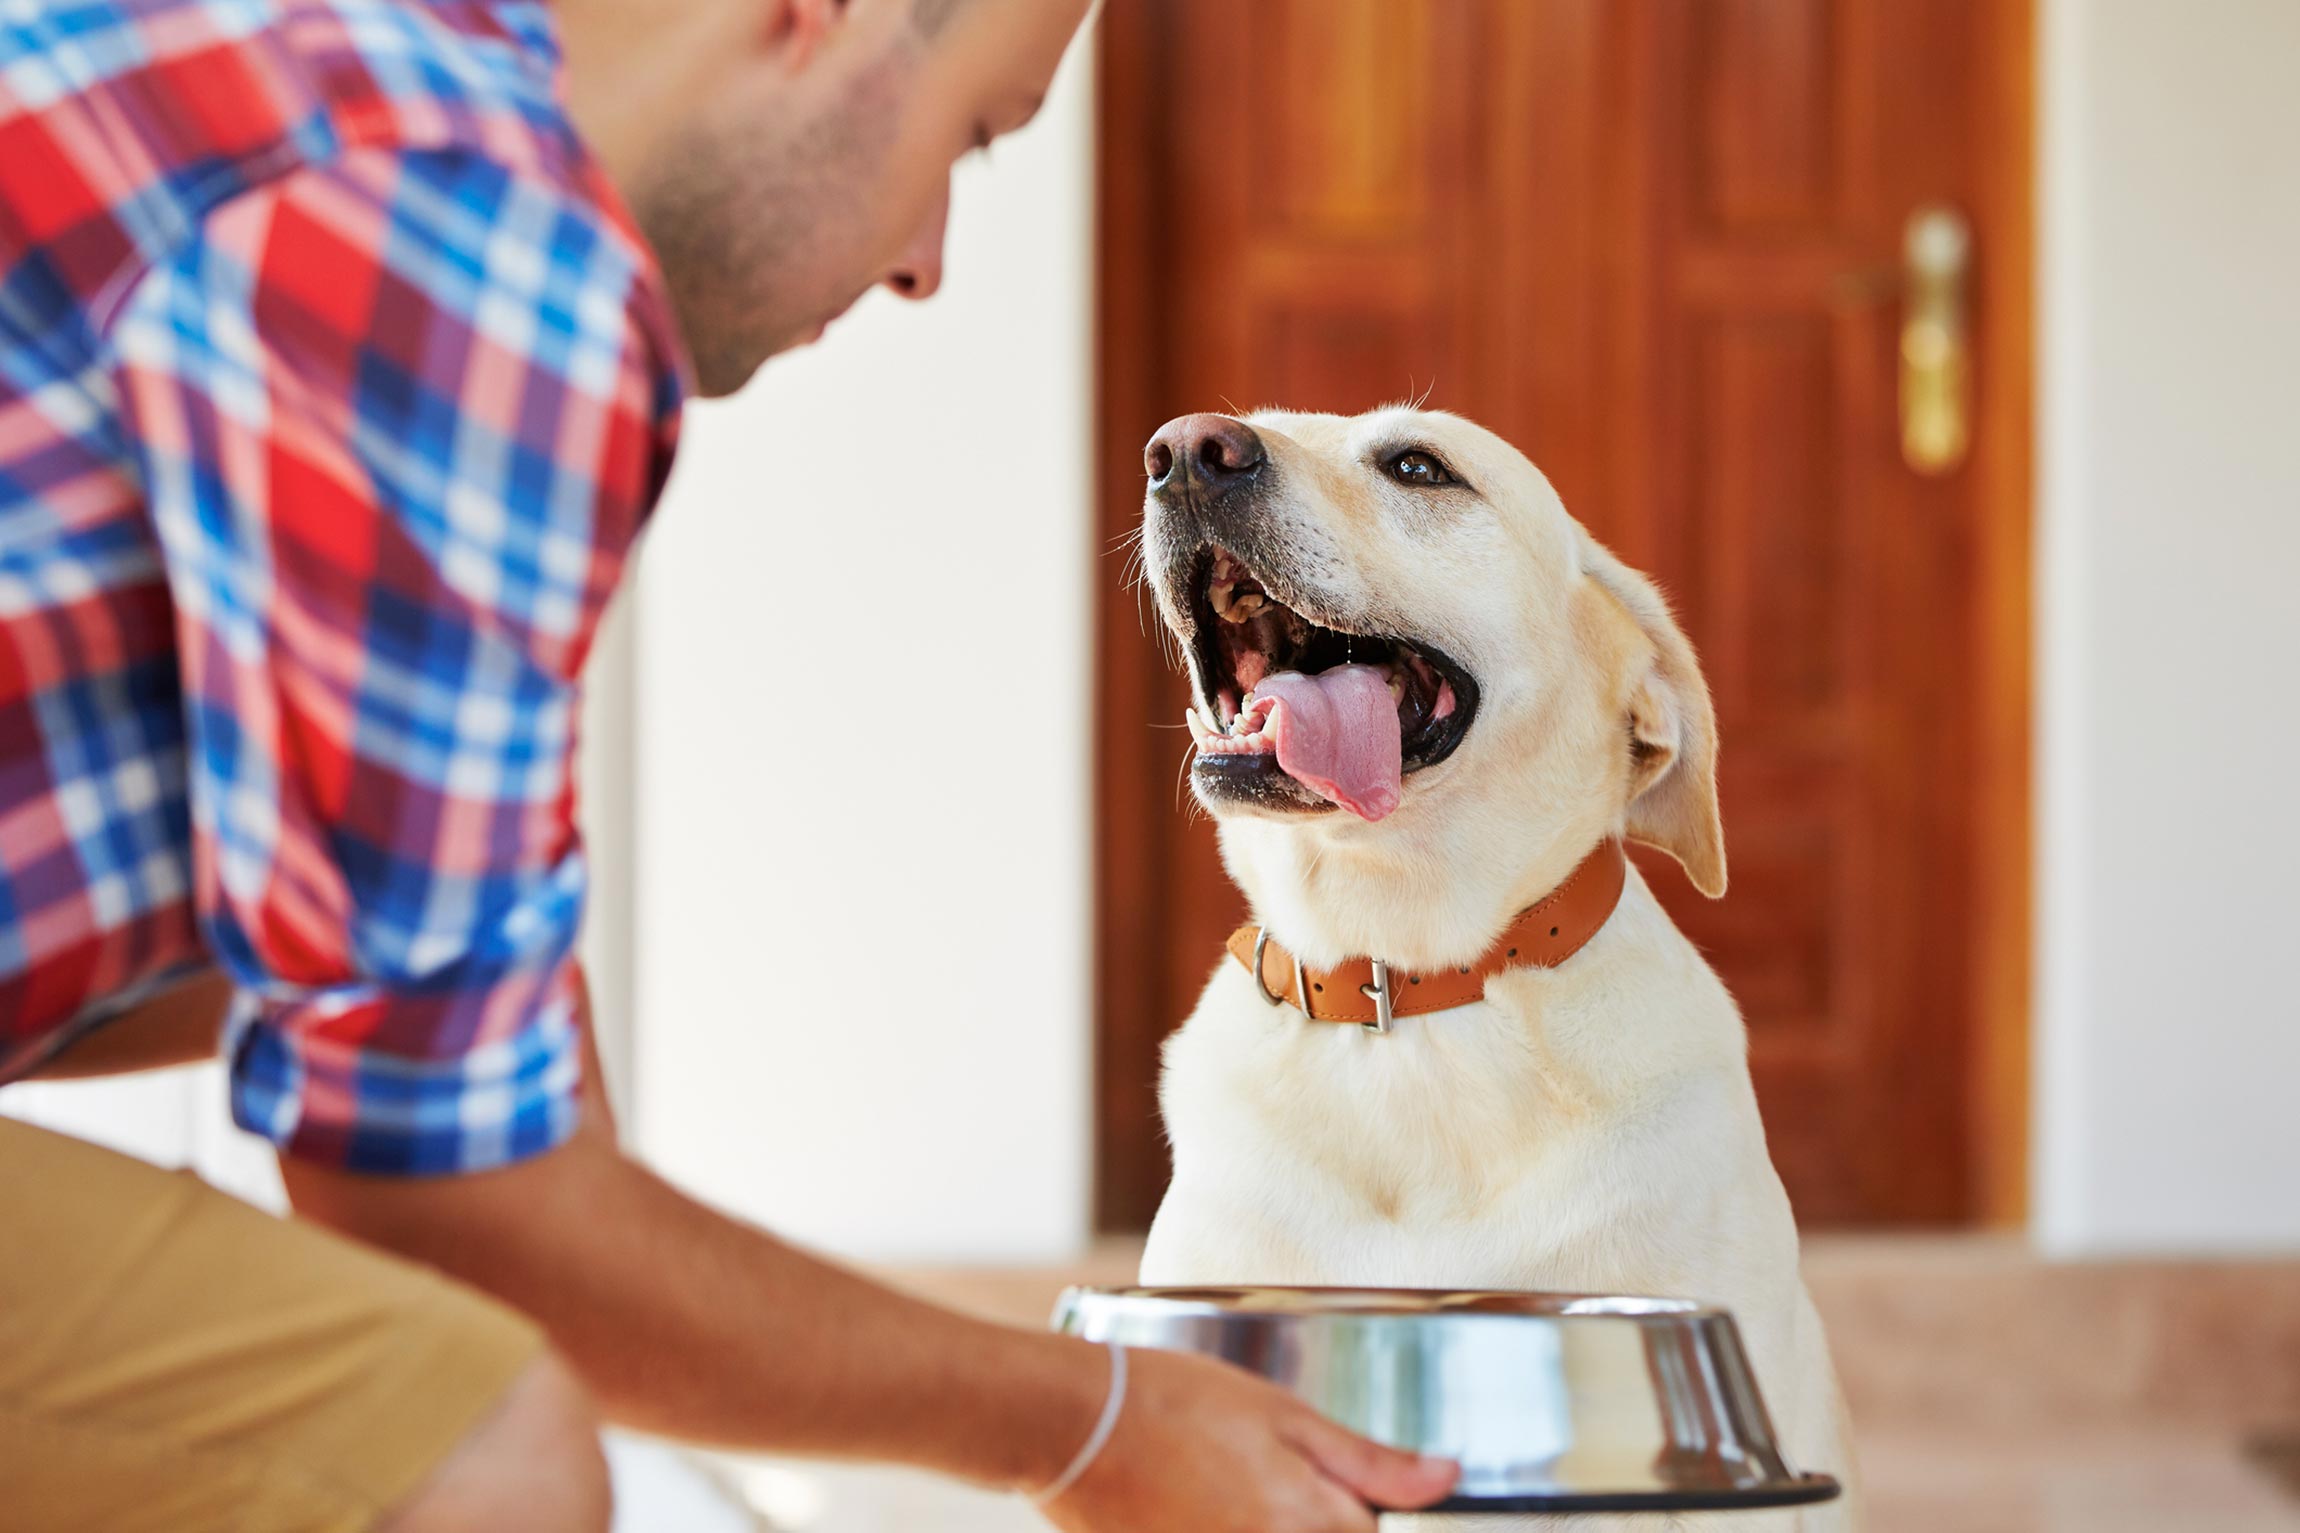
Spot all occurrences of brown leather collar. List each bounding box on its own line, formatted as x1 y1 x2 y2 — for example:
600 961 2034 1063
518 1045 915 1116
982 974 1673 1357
1225 839 1628 1032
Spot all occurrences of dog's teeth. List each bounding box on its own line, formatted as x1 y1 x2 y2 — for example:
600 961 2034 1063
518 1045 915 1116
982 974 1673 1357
1228 593 1265 622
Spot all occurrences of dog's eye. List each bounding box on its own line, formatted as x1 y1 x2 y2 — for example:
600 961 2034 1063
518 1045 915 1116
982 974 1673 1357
1386 450 1457 488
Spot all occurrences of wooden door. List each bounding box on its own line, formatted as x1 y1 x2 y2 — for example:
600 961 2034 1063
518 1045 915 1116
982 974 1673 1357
1093 0 2031 1230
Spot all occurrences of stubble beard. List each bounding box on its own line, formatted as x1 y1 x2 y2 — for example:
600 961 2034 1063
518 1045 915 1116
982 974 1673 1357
632 51 911 398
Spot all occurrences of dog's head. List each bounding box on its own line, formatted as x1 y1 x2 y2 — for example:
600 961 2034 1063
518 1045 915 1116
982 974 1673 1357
1141 406 1725 950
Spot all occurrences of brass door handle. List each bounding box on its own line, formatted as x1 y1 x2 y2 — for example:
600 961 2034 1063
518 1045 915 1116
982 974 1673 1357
1899 205 1971 475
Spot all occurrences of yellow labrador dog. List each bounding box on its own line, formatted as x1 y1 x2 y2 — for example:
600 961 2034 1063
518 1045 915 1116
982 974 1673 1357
1134 407 1859 1530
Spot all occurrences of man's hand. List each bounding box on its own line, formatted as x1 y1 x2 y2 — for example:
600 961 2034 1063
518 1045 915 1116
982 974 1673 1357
1044 1347 1459 1532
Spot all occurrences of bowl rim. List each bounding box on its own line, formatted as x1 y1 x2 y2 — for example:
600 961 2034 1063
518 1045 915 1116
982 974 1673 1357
1430 1474 1843 1514
1058 1285 1733 1321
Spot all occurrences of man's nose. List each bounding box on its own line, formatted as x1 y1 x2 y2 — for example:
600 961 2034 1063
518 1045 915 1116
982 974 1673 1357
882 184 949 301
1145 414 1266 496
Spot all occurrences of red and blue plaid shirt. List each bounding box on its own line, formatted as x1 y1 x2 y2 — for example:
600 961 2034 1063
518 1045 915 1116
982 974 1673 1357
0 0 686 1172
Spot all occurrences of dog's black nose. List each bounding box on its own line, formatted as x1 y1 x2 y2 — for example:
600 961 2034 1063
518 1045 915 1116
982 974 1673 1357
1146 413 1265 496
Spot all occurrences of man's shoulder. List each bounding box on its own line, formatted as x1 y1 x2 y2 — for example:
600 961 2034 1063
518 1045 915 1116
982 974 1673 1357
0 0 611 337
269 0 594 188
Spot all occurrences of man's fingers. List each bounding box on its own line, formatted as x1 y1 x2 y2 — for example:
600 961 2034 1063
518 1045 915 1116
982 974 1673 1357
1284 1408 1460 1511
1293 1475 1383 1533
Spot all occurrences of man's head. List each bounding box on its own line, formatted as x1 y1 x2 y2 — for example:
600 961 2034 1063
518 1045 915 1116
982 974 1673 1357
561 0 1090 396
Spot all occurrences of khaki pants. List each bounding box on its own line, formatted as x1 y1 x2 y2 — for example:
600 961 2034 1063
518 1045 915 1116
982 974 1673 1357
0 1116 542 1532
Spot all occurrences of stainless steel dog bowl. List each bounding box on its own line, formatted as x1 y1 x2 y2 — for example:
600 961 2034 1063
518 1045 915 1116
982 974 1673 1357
1054 1287 1840 1514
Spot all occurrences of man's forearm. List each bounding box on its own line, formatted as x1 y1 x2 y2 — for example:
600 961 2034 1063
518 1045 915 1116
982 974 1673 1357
281 1108 1103 1492
279 1032 1464 1531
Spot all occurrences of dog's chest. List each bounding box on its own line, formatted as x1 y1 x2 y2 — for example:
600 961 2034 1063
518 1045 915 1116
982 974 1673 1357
1152 984 1746 1296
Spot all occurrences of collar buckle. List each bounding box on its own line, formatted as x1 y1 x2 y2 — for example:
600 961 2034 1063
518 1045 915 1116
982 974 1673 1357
1250 928 1309 1015
1359 960 1394 1035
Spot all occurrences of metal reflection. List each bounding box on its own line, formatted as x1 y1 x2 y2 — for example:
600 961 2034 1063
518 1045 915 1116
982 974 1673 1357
1054 1286 1840 1513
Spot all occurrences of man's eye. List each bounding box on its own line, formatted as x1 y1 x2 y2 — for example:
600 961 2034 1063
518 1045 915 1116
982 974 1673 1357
1386 450 1457 487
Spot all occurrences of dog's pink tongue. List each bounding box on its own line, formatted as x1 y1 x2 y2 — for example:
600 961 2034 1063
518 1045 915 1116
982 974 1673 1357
1252 666 1402 821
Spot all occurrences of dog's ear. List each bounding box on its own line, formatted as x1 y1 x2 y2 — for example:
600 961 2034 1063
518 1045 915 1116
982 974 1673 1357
1581 543 1727 898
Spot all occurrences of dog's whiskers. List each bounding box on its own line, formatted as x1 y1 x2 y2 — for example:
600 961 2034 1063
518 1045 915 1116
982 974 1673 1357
1172 736 1199 814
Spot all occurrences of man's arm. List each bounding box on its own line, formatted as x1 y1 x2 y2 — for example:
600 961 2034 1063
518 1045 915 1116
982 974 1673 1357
282 1014 1099 1486
282 1011 1459 1528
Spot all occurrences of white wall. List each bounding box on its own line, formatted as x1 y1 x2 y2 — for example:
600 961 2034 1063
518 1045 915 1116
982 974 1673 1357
628 40 1097 1263
2034 0 2300 1253
579 590 640 1123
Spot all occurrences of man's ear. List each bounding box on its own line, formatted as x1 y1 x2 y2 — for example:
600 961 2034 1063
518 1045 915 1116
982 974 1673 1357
1582 541 1727 898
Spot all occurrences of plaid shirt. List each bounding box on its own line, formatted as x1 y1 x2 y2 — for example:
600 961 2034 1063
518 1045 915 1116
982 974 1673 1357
0 0 686 1172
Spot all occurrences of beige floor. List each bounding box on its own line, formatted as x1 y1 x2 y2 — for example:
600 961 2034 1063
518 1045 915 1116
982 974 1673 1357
700 1237 2300 1532
1859 1428 2300 1533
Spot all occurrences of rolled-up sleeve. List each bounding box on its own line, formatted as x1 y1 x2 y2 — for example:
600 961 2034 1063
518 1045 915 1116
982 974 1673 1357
108 145 681 1173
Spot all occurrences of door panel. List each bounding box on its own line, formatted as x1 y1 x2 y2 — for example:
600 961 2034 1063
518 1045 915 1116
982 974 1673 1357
1698 0 1837 231
1093 0 2030 1230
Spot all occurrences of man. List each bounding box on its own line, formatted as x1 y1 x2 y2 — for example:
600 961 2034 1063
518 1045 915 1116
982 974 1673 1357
0 0 1462 1528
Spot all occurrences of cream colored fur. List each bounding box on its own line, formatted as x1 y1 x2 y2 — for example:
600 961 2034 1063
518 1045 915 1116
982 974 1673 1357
1138 408 1859 1531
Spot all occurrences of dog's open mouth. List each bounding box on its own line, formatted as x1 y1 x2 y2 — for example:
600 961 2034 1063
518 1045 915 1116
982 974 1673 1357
1183 548 1479 821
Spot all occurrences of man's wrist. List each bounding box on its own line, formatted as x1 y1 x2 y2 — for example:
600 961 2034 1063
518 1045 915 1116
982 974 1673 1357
968 1327 1112 1494
1030 1342 1126 1505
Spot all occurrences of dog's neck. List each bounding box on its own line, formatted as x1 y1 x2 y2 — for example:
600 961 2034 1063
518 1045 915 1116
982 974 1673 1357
1222 803 1626 971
